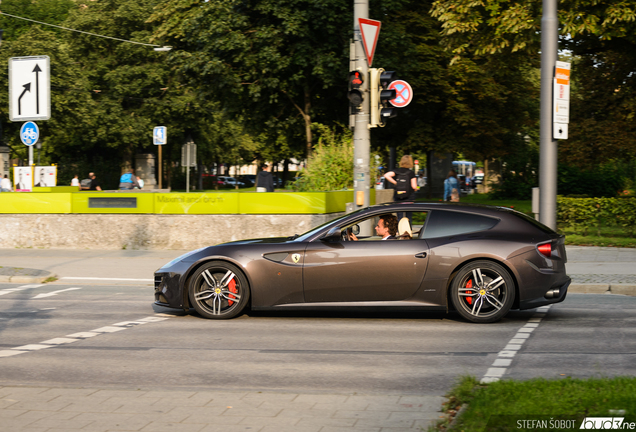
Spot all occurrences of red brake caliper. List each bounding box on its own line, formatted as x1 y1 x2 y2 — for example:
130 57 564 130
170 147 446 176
465 279 473 305
228 279 237 306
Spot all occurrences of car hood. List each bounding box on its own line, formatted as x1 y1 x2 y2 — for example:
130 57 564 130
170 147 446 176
218 237 293 246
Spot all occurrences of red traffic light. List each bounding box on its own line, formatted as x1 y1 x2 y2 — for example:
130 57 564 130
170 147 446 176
349 71 364 89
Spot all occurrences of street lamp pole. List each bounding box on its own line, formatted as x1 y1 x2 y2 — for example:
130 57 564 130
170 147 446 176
539 0 559 229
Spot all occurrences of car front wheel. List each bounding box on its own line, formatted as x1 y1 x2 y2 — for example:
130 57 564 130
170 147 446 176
450 260 515 323
189 261 250 319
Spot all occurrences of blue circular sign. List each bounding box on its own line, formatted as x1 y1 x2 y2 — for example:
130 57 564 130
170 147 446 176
20 121 39 146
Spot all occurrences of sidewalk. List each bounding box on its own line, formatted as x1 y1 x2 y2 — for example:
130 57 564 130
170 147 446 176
0 387 445 432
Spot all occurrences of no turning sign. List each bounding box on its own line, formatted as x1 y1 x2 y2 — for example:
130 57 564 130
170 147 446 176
9 56 51 121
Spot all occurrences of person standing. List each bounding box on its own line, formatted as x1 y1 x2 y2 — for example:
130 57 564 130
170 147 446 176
384 155 418 222
71 175 80 188
255 164 274 192
1 174 12 192
444 170 460 202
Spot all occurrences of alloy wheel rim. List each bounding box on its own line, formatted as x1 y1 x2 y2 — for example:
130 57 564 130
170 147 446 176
457 268 507 317
194 269 241 315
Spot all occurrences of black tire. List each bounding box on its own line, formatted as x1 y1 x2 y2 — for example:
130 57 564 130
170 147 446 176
188 261 250 319
450 260 515 323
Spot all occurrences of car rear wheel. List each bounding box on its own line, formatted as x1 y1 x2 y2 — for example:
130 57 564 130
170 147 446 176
189 261 250 319
450 260 515 323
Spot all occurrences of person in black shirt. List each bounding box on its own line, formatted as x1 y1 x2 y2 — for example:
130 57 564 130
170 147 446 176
88 172 102 191
256 164 274 192
383 155 418 224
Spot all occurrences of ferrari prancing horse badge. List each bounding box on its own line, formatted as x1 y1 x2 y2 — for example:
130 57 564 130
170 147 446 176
292 253 301 263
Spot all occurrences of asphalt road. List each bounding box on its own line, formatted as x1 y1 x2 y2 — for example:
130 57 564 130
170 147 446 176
1 281 635 394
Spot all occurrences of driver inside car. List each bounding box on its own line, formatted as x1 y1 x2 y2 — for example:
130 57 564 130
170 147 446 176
347 214 398 241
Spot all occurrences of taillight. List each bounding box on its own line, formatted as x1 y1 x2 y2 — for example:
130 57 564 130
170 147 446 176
537 243 552 258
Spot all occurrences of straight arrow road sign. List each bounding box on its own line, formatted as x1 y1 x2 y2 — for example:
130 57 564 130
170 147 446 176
9 56 51 121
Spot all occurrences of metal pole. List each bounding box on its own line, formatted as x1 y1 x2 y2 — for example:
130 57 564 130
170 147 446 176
186 144 190 193
353 0 370 211
539 0 559 229
158 145 162 190
28 146 33 167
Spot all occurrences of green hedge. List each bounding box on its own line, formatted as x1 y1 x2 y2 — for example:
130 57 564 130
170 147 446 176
557 196 636 236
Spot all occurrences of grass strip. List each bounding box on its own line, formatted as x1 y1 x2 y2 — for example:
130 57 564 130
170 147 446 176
430 375 636 432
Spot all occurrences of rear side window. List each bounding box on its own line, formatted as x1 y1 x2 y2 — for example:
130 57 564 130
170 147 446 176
421 210 498 239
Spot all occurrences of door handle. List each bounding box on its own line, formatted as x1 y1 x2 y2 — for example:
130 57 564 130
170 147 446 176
415 252 427 258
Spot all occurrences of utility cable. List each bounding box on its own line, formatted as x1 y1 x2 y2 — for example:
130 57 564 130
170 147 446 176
0 11 170 49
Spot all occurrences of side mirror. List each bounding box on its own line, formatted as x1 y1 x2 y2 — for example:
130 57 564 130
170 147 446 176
321 227 342 242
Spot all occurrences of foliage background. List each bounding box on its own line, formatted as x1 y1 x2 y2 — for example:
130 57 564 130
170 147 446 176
0 0 634 193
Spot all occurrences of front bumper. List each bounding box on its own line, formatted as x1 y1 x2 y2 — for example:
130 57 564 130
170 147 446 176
154 271 186 309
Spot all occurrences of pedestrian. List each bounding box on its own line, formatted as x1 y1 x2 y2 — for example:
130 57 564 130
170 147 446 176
444 170 460 202
119 169 139 190
0 174 12 192
88 172 103 191
383 155 418 223
71 175 80 188
255 164 274 192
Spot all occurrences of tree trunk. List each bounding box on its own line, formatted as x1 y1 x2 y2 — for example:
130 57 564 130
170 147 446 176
304 87 312 163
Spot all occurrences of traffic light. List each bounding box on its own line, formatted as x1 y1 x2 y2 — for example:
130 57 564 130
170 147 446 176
369 68 397 127
348 70 364 111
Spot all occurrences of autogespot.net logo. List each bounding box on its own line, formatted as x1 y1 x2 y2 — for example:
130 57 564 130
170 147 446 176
580 418 635 429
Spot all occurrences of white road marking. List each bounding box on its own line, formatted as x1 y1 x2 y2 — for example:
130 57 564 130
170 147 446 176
32 287 82 299
0 284 44 296
481 305 551 383
1 315 172 359
60 277 153 282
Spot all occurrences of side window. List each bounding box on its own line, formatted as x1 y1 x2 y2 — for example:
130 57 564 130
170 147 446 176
421 211 498 239
396 211 428 240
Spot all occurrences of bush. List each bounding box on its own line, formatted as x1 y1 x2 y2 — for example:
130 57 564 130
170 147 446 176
558 163 625 197
557 196 636 236
291 125 354 192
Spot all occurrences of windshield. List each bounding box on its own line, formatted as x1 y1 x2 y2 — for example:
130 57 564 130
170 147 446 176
293 208 366 242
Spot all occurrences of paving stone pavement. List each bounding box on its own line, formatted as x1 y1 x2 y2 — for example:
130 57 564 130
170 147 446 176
0 387 444 432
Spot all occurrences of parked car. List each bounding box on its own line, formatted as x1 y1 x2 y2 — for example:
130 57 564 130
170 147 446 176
457 174 470 193
154 202 570 323
472 174 484 187
237 175 256 187
217 176 244 188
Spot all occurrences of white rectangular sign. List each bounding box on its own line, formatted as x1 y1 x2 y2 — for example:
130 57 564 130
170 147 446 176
553 61 571 139
14 166 33 192
34 166 57 187
9 56 51 121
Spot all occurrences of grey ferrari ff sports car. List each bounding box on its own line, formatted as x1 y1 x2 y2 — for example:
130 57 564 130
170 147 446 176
154 202 570 323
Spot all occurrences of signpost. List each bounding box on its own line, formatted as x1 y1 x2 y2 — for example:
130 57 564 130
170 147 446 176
553 61 571 140
20 121 39 166
153 126 167 189
9 56 51 121
181 141 196 193
358 18 381 67
388 80 413 108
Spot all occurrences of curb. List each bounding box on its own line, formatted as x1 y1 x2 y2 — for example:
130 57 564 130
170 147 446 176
0 268 55 284
569 284 636 296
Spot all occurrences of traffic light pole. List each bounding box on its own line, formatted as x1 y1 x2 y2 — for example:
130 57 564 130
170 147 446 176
352 0 370 210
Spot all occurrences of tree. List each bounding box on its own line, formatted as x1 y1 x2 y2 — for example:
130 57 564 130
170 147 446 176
430 0 636 167
150 0 352 160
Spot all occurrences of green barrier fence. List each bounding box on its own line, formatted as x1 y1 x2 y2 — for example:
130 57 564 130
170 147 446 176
0 190 357 214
